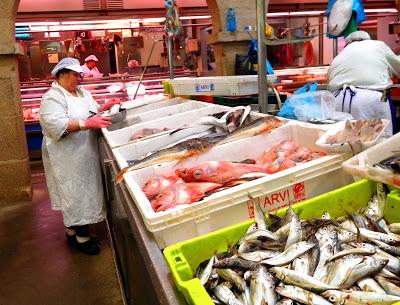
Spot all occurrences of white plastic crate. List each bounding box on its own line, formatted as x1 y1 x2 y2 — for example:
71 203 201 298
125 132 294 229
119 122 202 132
315 119 390 154
107 101 210 132
121 94 167 109
168 75 277 96
122 122 352 248
112 112 269 170
343 132 400 187
102 104 231 148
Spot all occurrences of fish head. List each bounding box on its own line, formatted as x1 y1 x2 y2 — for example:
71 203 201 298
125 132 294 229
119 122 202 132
151 187 178 212
175 167 194 182
191 162 220 182
328 0 353 36
142 176 162 200
322 290 346 304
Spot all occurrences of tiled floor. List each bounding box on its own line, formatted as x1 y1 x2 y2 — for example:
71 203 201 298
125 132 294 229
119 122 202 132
0 170 125 305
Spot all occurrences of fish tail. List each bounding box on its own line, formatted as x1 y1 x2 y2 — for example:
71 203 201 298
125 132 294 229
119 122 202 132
114 167 129 184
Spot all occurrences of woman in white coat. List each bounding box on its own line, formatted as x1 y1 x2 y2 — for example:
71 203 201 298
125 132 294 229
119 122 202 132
40 58 120 255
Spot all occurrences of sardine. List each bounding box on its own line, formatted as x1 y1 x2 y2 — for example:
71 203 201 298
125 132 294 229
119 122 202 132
198 256 215 285
371 239 400 256
213 257 257 271
286 213 302 250
325 255 364 287
322 289 400 305
216 269 246 293
213 284 244 305
270 267 338 291
238 250 281 262
327 247 376 262
357 277 386 294
250 265 274 305
261 241 315 266
292 251 312 276
244 229 279 242
339 257 388 289
375 275 400 296
276 284 333 305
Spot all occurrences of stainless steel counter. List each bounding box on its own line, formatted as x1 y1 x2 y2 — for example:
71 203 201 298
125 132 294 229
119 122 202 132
99 135 186 305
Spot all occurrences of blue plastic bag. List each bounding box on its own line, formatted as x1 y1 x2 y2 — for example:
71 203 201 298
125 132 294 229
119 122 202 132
278 81 318 119
226 8 237 32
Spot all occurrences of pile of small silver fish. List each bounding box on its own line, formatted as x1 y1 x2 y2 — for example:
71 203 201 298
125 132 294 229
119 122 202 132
196 184 400 305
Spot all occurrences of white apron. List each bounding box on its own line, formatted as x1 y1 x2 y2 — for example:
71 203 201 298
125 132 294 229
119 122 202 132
40 83 106 227
333 86 393 136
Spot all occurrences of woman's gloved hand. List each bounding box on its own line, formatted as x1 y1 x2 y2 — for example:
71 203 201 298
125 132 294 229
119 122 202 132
99 98 122 112
84 115 112 129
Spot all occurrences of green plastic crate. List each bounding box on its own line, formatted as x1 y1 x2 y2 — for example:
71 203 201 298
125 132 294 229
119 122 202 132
163 179 400 305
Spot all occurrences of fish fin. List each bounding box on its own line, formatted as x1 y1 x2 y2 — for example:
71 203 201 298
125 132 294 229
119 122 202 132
114 167 129 184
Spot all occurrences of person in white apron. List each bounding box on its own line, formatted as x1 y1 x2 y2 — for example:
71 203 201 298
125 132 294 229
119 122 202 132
40 58 120 255
81 55 103 78
328 31 400 136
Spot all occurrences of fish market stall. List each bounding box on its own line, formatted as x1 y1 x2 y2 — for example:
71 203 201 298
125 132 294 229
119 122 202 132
96 96 363 305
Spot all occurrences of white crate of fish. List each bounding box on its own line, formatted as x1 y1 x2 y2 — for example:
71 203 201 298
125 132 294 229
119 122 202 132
168 75 277 96
111 111 268 170
121 122 352 248
316 119 390 154
108 101 210 132
343 131 400 187
102 104 231 149
121 94 167 110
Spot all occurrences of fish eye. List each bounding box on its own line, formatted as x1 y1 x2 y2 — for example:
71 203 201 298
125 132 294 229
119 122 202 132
193 170 202 178
329 296 336 302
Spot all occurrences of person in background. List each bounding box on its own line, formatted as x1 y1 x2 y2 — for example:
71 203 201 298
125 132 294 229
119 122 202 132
328 31 400 135
81 55 103 78
40 57 121 255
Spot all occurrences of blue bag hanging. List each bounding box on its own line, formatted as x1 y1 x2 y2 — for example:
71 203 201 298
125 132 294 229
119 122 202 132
226 8 237 32
278 81 319 119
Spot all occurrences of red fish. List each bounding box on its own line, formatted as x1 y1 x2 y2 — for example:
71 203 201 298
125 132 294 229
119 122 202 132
257 147 277 166
187 161 266 184
175 167 197 183
142 175 183 200
264 158 297 174
151 182 222 212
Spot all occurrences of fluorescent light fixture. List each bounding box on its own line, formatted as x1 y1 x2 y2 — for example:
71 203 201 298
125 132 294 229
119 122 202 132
141 18 165 23
267 12 290 17
290 10 325 16
16 21 59 26
364 8 397 13
180 15 211 20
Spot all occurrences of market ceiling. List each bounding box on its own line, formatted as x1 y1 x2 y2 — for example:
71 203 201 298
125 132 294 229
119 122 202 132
17 0 397 21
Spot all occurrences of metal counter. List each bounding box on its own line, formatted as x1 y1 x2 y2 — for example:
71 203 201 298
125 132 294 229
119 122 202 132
99 136 186 305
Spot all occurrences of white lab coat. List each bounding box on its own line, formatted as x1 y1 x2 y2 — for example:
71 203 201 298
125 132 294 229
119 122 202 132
328 40 400 92
328 40 400 136
40 82 106 227
81 63 103 78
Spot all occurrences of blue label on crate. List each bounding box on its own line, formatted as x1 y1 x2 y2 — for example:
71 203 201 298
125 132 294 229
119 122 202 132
195 83 215 92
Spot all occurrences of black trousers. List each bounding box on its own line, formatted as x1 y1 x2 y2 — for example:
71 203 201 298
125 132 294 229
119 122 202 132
67 225 89 237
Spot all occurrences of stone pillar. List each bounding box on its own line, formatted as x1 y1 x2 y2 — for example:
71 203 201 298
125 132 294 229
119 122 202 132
0 0 32 203
206 0 258 76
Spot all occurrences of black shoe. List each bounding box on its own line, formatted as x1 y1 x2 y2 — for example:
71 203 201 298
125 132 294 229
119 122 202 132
75 238 100 255
66 233 77 247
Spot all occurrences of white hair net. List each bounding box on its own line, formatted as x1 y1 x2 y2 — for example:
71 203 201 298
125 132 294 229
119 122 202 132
51 57 83 76
345 31 371 45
